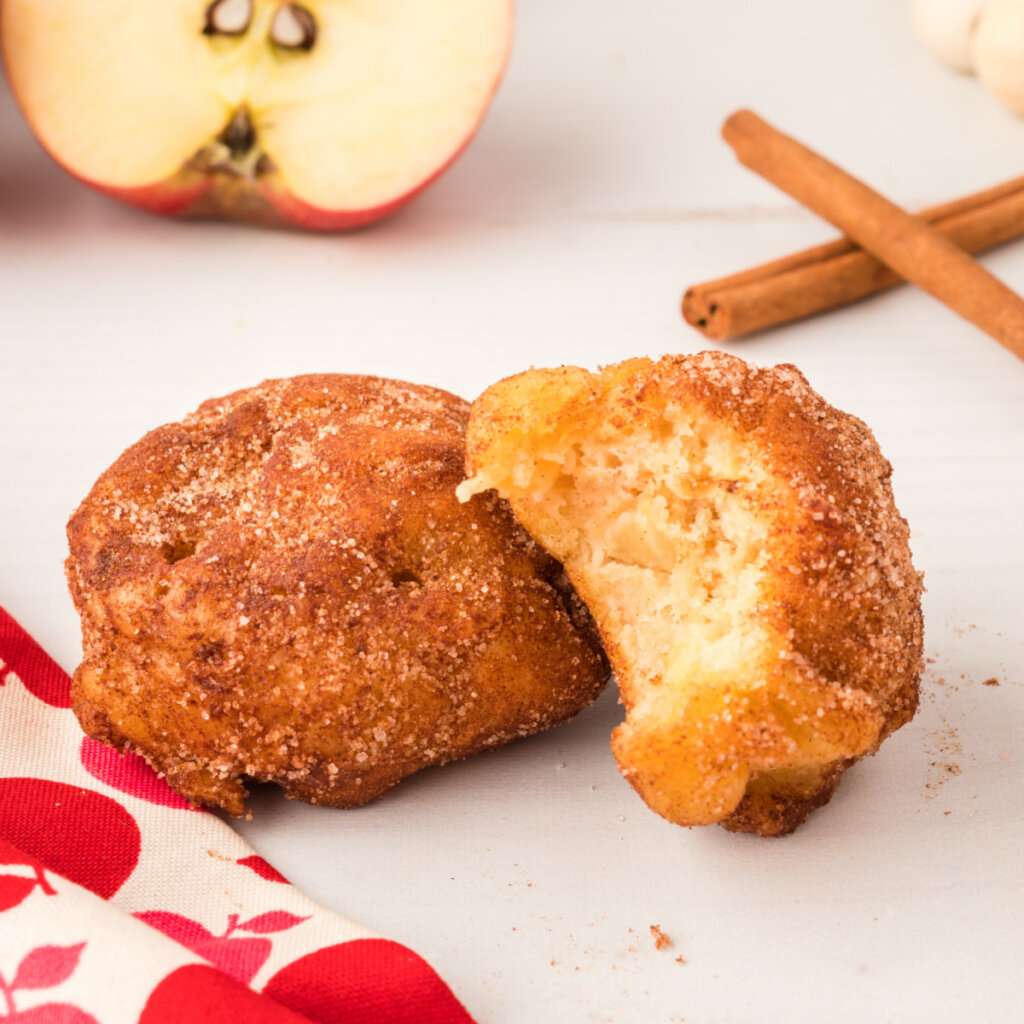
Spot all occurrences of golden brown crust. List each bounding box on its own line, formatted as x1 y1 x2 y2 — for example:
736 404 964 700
67 374 608 815
460 351 924 836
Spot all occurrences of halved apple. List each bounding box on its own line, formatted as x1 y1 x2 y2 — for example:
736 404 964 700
1 0 513 229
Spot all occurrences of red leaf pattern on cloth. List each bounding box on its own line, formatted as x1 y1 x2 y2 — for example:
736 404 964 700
0 609 72 709
190 938 272 985
3 1004 101 1023
133 911 216 947
237 856 290 884
237 912 310 935
0 606 478 1023
0 875 38 914
0 840 57 909
133 912 273 984
11 944 85 991
79 737 201 812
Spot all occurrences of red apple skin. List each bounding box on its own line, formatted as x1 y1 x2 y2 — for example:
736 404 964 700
1 2 512 232
49 123 474 232
96 177 212 219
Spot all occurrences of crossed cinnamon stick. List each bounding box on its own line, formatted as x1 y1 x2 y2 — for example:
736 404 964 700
684 110 1024 363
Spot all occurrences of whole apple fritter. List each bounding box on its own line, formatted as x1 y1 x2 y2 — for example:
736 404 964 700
66 375 608 816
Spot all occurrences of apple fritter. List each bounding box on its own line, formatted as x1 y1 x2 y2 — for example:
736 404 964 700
458 352 923 836
66 374 608 816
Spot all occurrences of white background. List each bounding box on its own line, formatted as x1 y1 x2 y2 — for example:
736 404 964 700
2 1 1023 1021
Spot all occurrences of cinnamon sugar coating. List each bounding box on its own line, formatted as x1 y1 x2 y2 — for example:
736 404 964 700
459 352 924 836
66 375 608 816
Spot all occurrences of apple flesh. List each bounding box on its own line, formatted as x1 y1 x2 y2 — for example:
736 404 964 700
1 0 513 229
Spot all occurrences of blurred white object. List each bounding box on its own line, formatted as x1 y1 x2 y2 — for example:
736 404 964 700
912 0 991 72
974 0 1024 113
914 0 1024 116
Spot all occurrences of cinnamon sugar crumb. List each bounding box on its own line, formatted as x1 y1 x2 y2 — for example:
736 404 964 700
982 678 1000 686
650 925 672 950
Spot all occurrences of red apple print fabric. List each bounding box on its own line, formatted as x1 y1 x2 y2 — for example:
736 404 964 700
0 605 476 1023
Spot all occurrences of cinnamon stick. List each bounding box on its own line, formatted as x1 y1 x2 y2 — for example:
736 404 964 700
692 110 1024 362
683 174 1024 341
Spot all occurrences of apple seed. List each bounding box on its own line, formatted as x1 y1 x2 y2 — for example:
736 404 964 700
203 0 253 37
270 4 317 51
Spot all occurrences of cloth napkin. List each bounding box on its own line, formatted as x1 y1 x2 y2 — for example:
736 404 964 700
0 605 475 1023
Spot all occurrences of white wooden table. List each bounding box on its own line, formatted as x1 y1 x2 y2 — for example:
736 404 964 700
2 2 1022 1020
